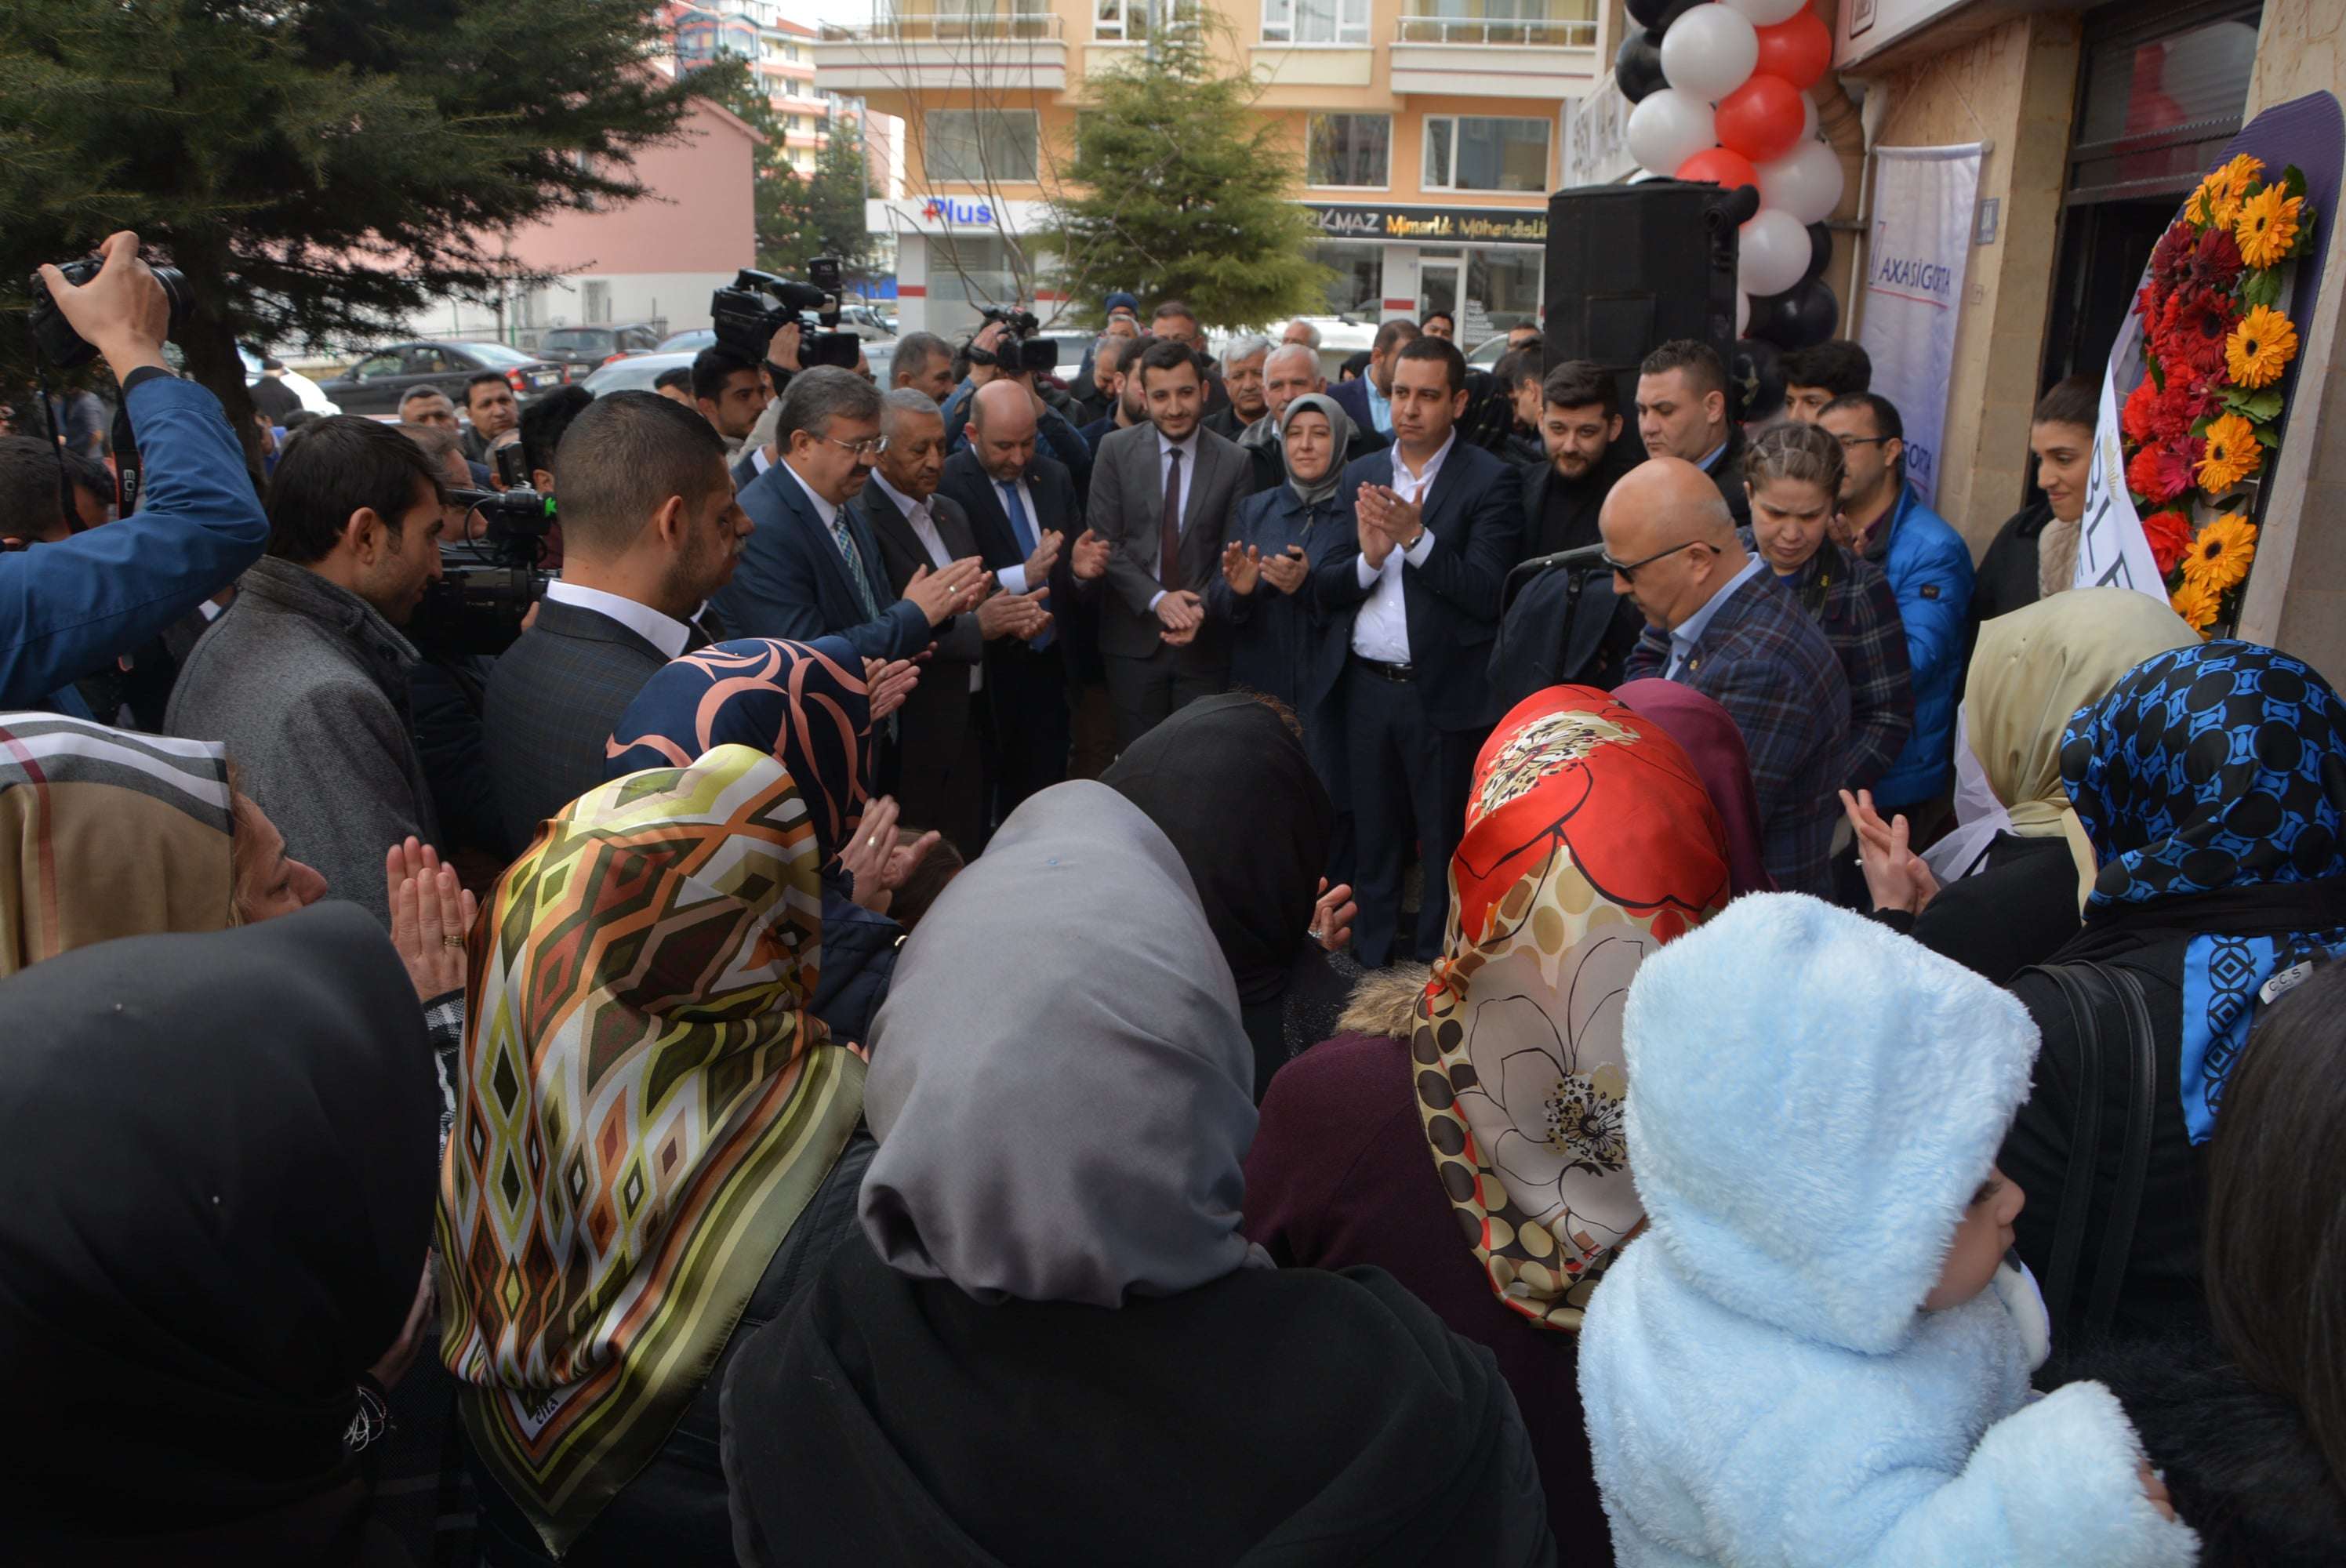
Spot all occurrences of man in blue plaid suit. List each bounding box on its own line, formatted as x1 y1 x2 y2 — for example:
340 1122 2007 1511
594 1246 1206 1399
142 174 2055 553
1604 458 1850 897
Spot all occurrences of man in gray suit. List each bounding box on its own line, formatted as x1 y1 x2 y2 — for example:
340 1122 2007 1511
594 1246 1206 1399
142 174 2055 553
1088 338 1250 750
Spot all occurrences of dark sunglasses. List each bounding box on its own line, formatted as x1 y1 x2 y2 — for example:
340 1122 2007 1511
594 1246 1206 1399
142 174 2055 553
1602 539 1720 582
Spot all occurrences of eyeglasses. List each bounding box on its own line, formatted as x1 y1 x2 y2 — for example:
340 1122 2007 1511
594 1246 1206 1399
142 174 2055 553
1832 434 1894 450
820 433 888 459
1602 539 1720 582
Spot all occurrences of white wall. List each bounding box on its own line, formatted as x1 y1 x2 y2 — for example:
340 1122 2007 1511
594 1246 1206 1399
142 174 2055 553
410 270 735 344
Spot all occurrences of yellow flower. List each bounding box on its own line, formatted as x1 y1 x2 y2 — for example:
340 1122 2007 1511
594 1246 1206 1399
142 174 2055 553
2193 154 2263 228
2196 412 2264 495
2225 305 2300 388
2181 514 2258 595
2235 185 2303 268
2170 578 2222 636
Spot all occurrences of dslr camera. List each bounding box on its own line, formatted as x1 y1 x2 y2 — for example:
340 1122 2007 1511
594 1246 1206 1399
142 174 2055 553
967 305 1058 376
711 259 860 371
28 253 197 368
411 485 554 657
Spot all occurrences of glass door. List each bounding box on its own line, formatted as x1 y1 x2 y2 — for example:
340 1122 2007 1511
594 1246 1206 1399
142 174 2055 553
1415 253 1462 332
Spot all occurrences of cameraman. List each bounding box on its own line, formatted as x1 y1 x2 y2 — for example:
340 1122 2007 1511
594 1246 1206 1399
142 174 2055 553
939 318 1093 495
5 232 271 713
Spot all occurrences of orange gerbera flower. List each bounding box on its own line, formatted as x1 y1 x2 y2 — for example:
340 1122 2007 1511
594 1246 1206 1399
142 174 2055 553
2192 154 2263 229
2181 514 2258 595
2170 577 2222 636
2226 305 2299 389
2235 184 2303 268
2195 412 2262 495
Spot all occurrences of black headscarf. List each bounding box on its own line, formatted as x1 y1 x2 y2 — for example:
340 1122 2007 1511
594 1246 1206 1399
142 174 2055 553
1103 695 1334 1008
0 903 438 1544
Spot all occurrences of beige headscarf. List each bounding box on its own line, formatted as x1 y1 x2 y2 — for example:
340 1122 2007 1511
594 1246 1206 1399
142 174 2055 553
1963 589 2200 905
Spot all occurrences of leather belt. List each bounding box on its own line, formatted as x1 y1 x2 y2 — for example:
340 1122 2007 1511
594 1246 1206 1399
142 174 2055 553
1350 654 1414 683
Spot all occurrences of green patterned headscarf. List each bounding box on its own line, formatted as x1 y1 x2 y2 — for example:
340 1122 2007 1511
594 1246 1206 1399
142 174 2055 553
436 743 865 1555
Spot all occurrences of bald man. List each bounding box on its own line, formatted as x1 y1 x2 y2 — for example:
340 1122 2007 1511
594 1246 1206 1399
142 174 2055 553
939 377 1102 829
1603 458 1850 895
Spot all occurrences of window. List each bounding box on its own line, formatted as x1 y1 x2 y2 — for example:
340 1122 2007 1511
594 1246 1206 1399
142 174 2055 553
1307 113 1389 187
925 109 1040 184
351 350 405 382
1097 0 1200 38
1262 0 1368 45
1422 115 1550 192
1311 243 1382 319
582 280 612 325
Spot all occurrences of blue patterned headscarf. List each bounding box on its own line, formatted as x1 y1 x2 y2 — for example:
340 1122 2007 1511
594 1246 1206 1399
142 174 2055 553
2061 641 2346 1142
605 638 871 862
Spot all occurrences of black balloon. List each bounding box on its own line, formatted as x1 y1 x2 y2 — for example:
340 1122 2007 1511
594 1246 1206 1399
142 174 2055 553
1774 277 1842 350
1732 337 1785 423
1803 222 1832 285
1626 0 1701 31
1616 31 1667 105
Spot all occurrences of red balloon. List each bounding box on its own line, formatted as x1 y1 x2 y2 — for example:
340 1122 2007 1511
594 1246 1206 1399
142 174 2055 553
1754 6 1832 91
1676 147 1761 192
1714 74 1807 165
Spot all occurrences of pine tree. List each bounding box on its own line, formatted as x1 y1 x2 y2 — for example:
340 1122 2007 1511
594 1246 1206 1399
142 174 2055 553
1038 24 1329 328
0 0 723 431
794 132 879 285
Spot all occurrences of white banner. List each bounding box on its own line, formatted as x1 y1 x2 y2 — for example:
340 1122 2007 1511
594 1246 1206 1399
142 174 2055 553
1858 144 1983 509
2072 254 2168 601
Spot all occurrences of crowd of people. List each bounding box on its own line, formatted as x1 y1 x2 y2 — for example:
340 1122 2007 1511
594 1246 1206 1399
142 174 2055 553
2 230 2342 1566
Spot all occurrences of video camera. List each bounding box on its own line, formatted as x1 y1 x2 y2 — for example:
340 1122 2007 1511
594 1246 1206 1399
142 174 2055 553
711 259 861 372
967 305 1058 376
410 485 555 657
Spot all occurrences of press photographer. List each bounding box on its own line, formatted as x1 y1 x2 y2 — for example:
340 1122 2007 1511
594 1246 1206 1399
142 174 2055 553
5 231 269 713
941 307 1094 488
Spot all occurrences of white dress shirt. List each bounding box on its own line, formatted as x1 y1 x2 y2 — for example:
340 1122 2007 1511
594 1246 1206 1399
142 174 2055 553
1146 427 1202 612
750 445 774 477
1349 430 1454 663
870 472 980 691
543 579 692 659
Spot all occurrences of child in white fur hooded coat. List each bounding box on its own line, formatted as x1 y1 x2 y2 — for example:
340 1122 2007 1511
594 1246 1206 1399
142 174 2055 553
1578 894 2200 1567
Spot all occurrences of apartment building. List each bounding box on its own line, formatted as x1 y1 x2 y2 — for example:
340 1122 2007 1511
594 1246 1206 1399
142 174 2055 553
815 0 1611 340
670 3 900 188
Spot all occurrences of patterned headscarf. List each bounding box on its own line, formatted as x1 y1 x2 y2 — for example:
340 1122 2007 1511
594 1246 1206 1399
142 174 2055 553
606 638 870 862
437 744 866 1555
2064 641 2346 1142
1414 687 1730 1328
0 713 234 976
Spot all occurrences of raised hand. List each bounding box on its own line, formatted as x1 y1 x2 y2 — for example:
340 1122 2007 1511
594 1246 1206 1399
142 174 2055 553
35 232 171 378
1310 877 1357 953
766 320 802 372
1023 527 1063 583
1356 491 1396 571
1071 528 1112 580
386 837 477 1001
1838 789 1940 915
838 796 902 911
979 585 1049 639
904 557 991 626
863 657 920 720
1221 540 1262 595
1259 545 1309 595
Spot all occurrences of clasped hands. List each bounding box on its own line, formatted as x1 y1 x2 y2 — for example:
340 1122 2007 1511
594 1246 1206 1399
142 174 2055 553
1221 541 1309 597
1355 484 1425 570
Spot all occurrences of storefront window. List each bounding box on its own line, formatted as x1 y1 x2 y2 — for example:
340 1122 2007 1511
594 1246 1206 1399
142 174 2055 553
924 110 1040 184
1311 242 1382 320
1465 247 1543 342
925 234 1030 338
1423 116 1550 193
1307 114 1390 188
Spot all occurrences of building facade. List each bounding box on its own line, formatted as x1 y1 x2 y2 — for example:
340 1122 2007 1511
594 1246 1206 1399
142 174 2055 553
814 0 1611 343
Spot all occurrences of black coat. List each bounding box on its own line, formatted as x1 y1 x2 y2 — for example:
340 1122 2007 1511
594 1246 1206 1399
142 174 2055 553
483 597 672 851
1972 499 2054 633
937 446 1095 684
1701 422 1750 527
1872 831 2081 985
859 484 987 850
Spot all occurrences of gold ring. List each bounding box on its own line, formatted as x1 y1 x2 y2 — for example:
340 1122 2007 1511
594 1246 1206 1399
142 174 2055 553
441 935 463 950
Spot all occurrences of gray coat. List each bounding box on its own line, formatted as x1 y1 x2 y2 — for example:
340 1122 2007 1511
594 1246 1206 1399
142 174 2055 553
167 554 440 926
1088 420 1250 664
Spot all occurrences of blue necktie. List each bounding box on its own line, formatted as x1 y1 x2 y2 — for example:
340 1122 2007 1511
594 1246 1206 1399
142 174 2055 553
998 481 1052 650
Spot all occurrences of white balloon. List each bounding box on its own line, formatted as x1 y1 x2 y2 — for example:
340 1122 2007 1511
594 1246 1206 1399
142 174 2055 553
1736 289 1751 338
1625 89 1719 178
1757 138 1846 225
1724 0 1807 25
1799 92 1818 143
1737 207 1810 298
1659 4 1760 103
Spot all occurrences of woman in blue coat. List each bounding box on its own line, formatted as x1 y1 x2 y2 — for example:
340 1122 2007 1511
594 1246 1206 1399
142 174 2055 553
1208 392 1355 717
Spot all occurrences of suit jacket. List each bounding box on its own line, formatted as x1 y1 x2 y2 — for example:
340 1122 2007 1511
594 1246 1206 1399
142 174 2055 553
1088 422 1251 663
1327 378 1377 438
730 447 763 493
1308 440 1523 732
714 463 931 662
1622 565 1850 898
1701 423 1751 527
937 448 1091 677
482 597 674 851
860 483 986 808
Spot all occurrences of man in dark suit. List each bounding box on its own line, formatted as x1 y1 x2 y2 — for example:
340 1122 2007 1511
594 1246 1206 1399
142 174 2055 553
714 368 988 666
482 391 754 848
1077 332 1149 452
863 388 1051 851
1636 338 1749 526
1087 338 1251 750
1310 336 1523 967
939 379 1105 823
1327 318 1419 440
1606 457 1850 897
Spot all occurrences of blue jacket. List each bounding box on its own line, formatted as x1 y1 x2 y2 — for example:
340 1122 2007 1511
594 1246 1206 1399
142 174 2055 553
1580 895 2199 1568
2 372 267 712
715 465 931 663
1863 486 1974 808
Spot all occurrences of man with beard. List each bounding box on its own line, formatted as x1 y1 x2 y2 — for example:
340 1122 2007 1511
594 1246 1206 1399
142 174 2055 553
1077 332 1151 452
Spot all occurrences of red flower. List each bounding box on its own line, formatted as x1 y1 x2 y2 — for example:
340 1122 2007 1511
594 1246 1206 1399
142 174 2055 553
2121 379 2163 445
2148 221 2195 300
2127 441 2194 505
2141 509 2194 576
2181 227 2244 296
2155 289 2239 377
2135 282 2161 325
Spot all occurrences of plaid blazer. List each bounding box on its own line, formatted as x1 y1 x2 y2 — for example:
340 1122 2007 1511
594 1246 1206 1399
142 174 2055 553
1625 565 1851 897
1757 535 1914 793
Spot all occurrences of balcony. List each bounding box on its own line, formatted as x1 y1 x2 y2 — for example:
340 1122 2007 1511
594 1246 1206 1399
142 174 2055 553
813 16 1066 98
1388 13 1601 101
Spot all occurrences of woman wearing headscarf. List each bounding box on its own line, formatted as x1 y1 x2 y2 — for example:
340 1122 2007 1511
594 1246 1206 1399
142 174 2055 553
0 905 438 1563
607 637 904 1046
1102 692 1352 1099
2002 640 2346 1348
1244 687 1732 1544
1842 589 2199 984
1614 677 1773 899
721 781 1556 1566
438 741 871 1564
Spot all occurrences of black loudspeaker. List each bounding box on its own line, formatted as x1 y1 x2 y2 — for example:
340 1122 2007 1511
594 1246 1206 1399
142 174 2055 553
1542 180 1742 423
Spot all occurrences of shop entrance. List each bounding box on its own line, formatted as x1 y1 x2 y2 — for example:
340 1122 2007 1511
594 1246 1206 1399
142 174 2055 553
1416 251 1463 331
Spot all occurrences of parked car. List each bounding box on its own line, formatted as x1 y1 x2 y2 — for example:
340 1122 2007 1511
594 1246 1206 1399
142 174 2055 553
656 328 717 354
536 322 666 379
579 350 696 397
321 341 565 416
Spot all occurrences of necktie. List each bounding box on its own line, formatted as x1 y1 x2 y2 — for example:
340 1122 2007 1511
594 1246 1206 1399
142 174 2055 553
997 481 1052 651
1160 445 1183 590
830 514 879 620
